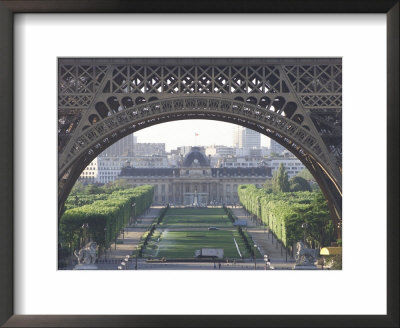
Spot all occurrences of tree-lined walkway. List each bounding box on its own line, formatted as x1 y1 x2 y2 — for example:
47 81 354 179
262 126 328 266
230 207 294 267
78 206 163 269
103 206 162 259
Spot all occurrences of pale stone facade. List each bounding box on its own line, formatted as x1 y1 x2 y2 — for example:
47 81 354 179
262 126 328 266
119 148 271 205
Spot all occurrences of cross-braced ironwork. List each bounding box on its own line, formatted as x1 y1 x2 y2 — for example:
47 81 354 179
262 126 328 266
58 58 342 237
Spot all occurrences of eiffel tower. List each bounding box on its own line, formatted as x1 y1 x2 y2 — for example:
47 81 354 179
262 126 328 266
58 58 342 237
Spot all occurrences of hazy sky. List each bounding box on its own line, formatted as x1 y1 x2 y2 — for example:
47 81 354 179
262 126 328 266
134 120 271 151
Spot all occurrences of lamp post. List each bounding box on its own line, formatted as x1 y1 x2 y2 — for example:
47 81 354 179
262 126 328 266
124 256 129 270
131 202 136 226
281 222 283 256
135 246 138 270
285 233 288 263
301 222 308 246
271 220 273 244
81 223 89 248
104 227 107 261
253 244 257 270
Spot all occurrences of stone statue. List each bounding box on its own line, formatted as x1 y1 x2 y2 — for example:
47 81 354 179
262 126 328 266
193 188 199 206
295 241 318 265
74 242 97 265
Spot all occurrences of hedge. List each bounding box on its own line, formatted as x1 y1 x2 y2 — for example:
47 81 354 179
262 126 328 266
59 185 154 254
238 184 333 248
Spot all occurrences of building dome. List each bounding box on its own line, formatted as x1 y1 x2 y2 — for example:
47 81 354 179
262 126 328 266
182 147 210 167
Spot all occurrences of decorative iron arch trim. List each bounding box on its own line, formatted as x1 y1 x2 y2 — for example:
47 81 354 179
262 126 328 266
59 95 340 187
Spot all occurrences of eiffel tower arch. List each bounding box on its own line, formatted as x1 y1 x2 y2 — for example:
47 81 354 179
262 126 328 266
58 58 342 237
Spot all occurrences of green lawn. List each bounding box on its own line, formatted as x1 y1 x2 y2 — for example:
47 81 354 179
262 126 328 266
143 230 251 259
142 207 262 259
165 208 226 216
161 208 231 227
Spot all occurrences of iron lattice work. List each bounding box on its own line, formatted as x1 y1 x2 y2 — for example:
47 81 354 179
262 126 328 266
58 58 342 234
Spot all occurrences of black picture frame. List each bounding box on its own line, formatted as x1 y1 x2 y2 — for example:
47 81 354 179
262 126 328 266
0 1 398 327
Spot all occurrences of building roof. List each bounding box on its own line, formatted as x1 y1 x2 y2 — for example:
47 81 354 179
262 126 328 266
119 166 272 178
120 168 178 177
182 147 210 167
211 167 271 177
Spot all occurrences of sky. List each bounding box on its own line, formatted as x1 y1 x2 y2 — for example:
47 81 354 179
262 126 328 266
134 119 271 151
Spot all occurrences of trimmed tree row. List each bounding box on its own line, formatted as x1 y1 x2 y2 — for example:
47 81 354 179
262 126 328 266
238 185 335 250
59 185 154 259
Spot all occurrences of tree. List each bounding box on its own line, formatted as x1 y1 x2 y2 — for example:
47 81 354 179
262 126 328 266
84 184 102 195
263 178 273 191
273 163 290 193
289 176 312 192
101 179 130 193
70 180 85 195
296 168 315 181
296 169 321 192
304 192 333 248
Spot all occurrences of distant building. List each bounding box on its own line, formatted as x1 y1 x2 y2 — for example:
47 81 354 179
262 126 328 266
100 134 136 156
248 148 262 157
232 126 243 148
79 158 99 182
269 158 305 178
269 139 286 156
120 147 272 204
177 145 202 157
205 145 236 158
243 128 261 149
205 145 236 167
79 155 169 184
134 143 165 156
218 156 265 168
232 126 261 149
261 147 270 156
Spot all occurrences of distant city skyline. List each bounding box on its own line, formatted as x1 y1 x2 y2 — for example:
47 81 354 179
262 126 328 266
134 120 271 152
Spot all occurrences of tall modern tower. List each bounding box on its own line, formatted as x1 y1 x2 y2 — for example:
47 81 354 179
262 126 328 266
232 126 260 149
100 133 136 156
270 139 286 155
243 128 261 149
232 126 243 148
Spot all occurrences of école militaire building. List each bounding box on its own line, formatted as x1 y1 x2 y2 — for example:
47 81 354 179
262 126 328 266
119 147 272 205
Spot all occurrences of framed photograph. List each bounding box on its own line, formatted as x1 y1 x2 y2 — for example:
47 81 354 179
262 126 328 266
1 1 398 327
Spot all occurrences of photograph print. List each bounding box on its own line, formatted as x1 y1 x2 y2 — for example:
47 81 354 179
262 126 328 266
57 58 342 271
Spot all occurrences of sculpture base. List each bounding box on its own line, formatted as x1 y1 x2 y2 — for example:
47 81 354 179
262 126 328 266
73 264 98 270
294 263 317 270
